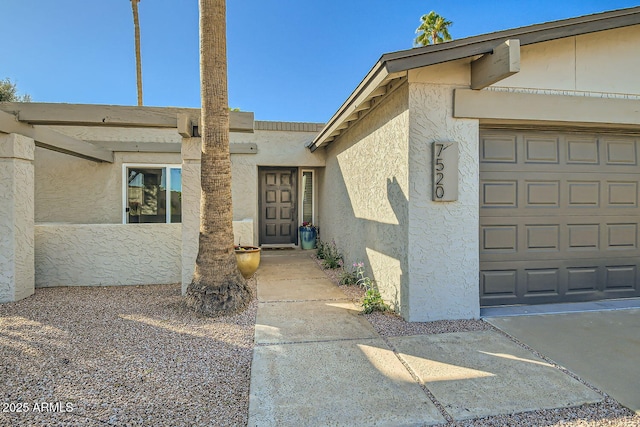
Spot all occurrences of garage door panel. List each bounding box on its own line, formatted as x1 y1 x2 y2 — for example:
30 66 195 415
480 270 518 297
480 130 640 306
524 268 560 295
567 181 600 206
481 174 640 216
482 249 640 262
480 135 517 163
605 138 637 165
566 267 599 292
606 181 638 206
481 225 517 252
606 223 637 249
526 225 560 251
524 136 560 163
481 180 518 207
605 265 637 289
567 224 600 250
481 258 640 306
481 217 640 262
566 136 599 164
526 181 560 206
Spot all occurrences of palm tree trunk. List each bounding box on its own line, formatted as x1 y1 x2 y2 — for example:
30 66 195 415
131 0 143 106
185 0 251 315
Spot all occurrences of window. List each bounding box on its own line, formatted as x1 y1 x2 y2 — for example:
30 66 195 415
123 165 181 223
301 170 314 224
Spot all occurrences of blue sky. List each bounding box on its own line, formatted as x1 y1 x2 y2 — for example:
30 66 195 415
2 1 638 122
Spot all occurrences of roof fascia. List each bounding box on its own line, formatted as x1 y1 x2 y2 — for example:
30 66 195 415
384 7 640 73
310 6 640 150
310 60 391 151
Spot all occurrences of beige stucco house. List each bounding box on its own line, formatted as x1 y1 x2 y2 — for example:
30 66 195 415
2 7 640 321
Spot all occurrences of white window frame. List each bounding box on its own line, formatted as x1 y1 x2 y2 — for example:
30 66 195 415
122 163 182 224
299 169 315 226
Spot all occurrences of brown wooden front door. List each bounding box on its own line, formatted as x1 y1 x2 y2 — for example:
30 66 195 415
259 168 298 245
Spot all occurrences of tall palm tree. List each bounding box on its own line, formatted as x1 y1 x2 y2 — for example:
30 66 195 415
414 11 453 46
185 0 251 315
131 0 143 106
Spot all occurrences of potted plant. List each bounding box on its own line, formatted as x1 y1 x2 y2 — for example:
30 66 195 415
298 222 318 250
234 245 261 278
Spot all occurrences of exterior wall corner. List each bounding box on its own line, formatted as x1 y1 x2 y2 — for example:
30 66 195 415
406 81 481 321
0 133 35 303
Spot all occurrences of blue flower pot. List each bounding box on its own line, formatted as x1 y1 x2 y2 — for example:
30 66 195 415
299 227 317 250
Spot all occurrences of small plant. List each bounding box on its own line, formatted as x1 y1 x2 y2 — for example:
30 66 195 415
316 240 326 259
362 288 389 314
352 262 371 289
319 240 343 269
353 262 389 314
339 265 358 286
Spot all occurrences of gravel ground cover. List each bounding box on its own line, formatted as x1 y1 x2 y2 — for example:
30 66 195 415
313 253 640 427
1 281 257 427
3 255 639 427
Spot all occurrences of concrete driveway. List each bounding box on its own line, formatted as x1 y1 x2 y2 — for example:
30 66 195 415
488 308 640 414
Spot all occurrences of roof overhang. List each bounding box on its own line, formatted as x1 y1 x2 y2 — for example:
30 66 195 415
310 6 640 151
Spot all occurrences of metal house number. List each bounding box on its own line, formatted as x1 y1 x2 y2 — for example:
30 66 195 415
432 141 458 202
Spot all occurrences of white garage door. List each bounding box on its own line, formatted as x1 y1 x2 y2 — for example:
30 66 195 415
480 130 640 306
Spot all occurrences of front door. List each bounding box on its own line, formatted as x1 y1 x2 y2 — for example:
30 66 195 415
259 168 298 245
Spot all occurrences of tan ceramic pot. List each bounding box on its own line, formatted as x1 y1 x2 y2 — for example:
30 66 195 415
234 246 261 279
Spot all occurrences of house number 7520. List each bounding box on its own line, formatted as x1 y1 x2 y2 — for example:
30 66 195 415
432 141 458 202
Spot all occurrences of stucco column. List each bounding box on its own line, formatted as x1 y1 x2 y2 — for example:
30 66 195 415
0 133 35 303
407 81 480 321
181 137 202 294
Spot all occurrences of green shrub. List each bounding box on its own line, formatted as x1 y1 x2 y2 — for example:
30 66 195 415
353 262 390 314
339 267 358 286
316 240 327 259
319 240 343 269
361 288 389 314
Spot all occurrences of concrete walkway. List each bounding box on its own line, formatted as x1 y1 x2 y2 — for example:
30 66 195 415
247 251 603 426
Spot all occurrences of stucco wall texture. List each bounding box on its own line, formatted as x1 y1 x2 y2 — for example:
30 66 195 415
407 79 480 322
35 148 181 224
320 76 481 322
35 224 181 287
320 84 410 315
0 133 35 302
180 147 200 294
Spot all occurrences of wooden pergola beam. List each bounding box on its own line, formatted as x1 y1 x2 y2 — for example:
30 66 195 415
92 140 258 154
0 110 114 163
471 39 520 90
0 103 255 133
